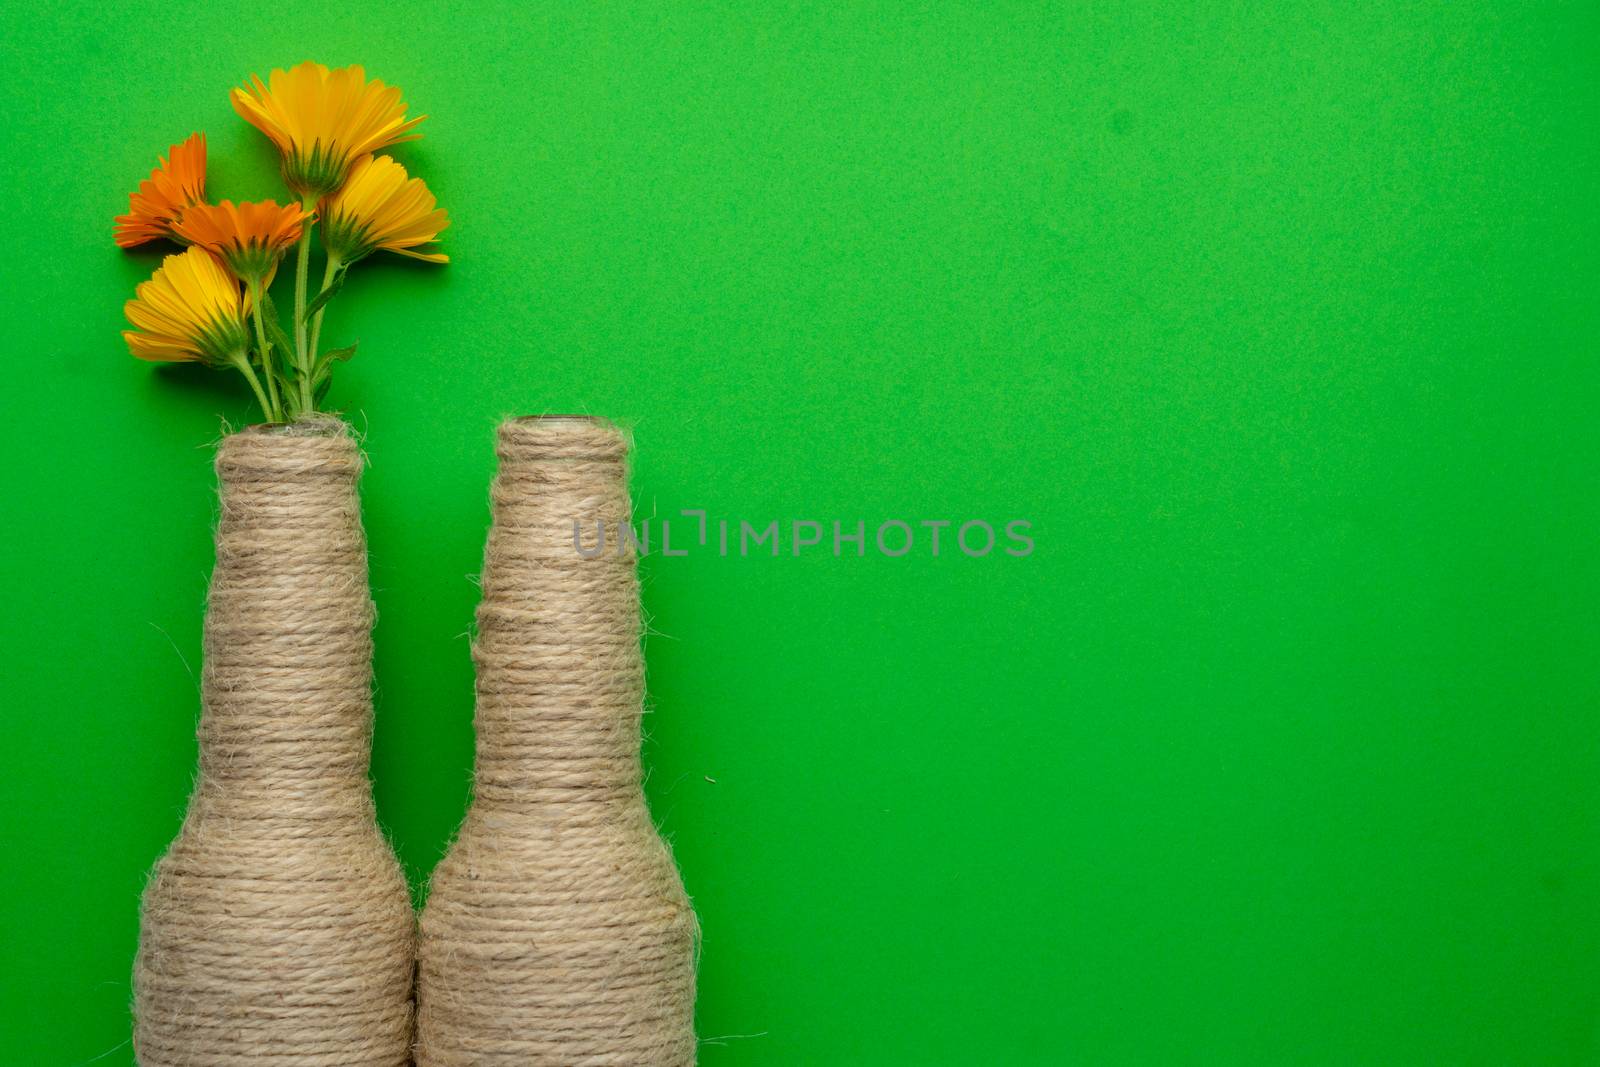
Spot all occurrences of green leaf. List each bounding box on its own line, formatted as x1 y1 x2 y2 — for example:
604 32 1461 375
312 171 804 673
272 363 297 412
259 294 296 361
308 341 359 387
304 270 346 321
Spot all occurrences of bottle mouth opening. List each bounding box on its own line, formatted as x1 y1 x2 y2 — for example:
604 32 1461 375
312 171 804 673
500 414 626 460
237 415 347 438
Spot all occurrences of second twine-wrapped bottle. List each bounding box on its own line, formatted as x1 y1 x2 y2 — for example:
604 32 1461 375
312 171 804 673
417 416 698 1065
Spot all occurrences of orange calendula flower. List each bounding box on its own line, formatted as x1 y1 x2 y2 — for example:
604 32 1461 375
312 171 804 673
173 200 313 288
231 61 424 198
114 134 207 248
322 155 449 265
123 247 250 366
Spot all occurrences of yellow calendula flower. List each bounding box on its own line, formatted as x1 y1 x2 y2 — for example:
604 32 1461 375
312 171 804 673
115 134 207 248
173 200 313 288
231 61 424 198
123 247 249 366
322 155 450 265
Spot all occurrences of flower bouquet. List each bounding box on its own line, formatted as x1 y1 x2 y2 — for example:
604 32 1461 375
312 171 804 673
119 62 447 422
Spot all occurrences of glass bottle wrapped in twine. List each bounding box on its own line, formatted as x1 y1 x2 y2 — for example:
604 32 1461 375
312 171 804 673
417 416 698 1065
134 418 415 1066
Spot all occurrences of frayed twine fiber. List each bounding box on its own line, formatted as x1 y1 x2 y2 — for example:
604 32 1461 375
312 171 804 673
417 416 698 1066
133 416 415 1067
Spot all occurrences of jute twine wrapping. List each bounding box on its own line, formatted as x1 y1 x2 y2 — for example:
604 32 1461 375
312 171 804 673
417 416 698 1065
134 417 415 1067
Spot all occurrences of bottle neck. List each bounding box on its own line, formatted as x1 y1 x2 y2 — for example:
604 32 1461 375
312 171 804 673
470 418 645 810
197 423 374 796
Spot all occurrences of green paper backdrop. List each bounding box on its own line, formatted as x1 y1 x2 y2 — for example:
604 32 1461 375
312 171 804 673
2 2 1597 1063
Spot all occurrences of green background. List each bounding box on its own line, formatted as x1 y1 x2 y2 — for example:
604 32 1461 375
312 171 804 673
1 1 1596 1063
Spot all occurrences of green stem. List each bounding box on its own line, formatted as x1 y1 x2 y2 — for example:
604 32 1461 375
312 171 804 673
248 279 281 422
230 351 274 424
307 253 343 366
293 194 317 413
